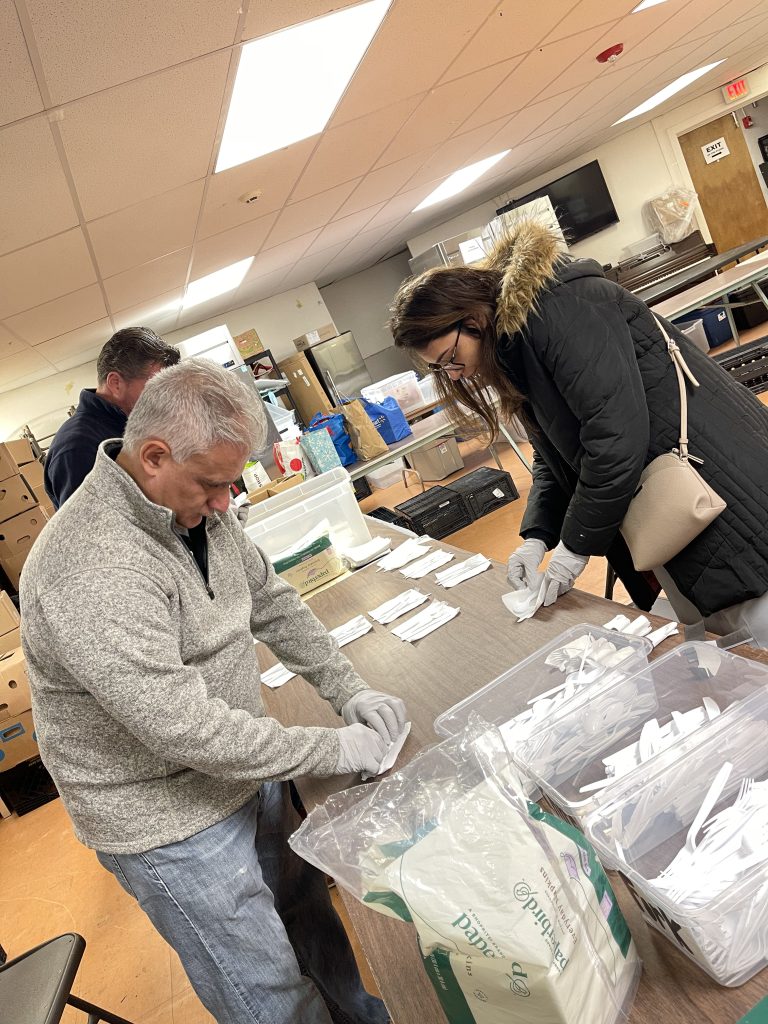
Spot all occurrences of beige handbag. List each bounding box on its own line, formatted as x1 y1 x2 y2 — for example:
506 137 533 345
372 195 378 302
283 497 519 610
620 316 726 571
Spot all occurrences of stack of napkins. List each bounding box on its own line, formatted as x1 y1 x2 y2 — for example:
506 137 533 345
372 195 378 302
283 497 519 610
261 663 296 689
376 538 430 571
400 549 454 580
369 589 429 624
435 553 491 588
330 615 373 647
392 601 460 642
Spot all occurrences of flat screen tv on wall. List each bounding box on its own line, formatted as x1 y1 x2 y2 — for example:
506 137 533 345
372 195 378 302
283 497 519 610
497 160 619 244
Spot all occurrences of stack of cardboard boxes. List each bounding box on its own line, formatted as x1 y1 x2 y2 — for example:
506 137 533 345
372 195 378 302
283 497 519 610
0 590 37 773
0 440 53 592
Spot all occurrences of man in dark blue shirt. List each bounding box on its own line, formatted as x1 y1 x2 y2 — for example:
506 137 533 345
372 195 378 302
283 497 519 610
44 327 179 509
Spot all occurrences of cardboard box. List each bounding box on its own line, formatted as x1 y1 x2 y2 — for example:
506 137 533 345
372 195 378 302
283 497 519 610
20 460 45 500
1 552 26 592
0 709 38 772
0 648 31 721
0 439 35 469
233 328 264 359
0 627 20 656
278 353 333 424
0 506 47 561
0 474 35 523
0 446 17 483
292 323 337 352
246 475 303 506
0 591 19 636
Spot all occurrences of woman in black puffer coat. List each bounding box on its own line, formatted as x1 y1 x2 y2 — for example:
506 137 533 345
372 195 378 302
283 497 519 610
388 220 768 644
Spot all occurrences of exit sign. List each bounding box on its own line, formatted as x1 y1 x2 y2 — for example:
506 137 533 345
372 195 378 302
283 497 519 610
723 77 750 102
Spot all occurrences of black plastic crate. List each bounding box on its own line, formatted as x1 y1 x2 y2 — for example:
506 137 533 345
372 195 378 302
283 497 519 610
714 337 768 394
447 466 519 520
366 506 413 531
395 486 473 539
0 756 59 816
353 476 372 502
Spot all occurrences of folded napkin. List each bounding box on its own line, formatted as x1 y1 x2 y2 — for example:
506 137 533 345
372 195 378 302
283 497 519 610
376 538 430 572
435 553 491 588
369 589 429 624
400 549 454 580
330 614 373 647
392 601 460 642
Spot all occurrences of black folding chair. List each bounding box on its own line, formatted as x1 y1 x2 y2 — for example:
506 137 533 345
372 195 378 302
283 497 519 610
0 933 136 1024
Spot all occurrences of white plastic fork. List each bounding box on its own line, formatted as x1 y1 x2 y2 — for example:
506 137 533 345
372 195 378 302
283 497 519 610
685 761 733 854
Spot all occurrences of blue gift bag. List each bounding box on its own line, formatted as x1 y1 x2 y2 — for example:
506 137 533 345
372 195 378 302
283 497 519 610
301 427 342 474
307 412 356 466
361 397 412 445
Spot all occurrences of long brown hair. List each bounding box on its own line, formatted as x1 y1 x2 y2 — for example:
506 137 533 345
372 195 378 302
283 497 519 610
388 264 525 441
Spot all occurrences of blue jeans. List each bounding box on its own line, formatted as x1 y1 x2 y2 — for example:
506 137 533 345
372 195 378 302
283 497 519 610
96 782 388 1024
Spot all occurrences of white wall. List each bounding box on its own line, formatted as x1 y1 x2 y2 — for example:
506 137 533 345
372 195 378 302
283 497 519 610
0 360 98 441
738 99 768 204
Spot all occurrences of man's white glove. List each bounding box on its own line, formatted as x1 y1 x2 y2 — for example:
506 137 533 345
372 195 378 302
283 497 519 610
336 724 388 775
341 689 407 742
507 538 547 591
542 542 589 607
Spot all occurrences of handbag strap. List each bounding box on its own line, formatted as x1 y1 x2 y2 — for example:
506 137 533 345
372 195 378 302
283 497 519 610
652 314 700 460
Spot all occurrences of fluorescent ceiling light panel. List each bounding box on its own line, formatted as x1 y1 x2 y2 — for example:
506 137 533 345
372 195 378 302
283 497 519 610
182 258 253 309
613 60 725 124
632 0 670 11
413 151 511 212
216 0 391 172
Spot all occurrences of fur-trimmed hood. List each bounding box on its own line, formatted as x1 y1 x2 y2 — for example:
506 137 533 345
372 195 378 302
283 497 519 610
483 220 569 337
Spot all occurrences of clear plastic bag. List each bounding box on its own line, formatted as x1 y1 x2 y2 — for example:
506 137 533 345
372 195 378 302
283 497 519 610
646 187 699 244
290 721 641 1024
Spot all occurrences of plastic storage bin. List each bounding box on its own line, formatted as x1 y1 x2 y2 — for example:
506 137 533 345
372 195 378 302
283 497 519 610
366 457 405 490
266 403 297 436
676 307 732 348
587 693 768 986
434 624 652 739
395 485 472 538
406 437 463 481
679 318 708 354
417 374 437 405
515 643 768 833
447 466 519 519
244 467 371 558
362 372 422 414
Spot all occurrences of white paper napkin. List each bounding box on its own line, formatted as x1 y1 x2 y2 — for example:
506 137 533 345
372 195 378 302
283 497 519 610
400 549 454 580
261 663 296 688
330 615 373 647
502 576 547 621
362 722 412 780
376 538 430 571
435 553 491 588
392 601 460 642
369 589 429 624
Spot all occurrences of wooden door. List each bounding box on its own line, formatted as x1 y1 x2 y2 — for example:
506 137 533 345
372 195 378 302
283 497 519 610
679 112 768 251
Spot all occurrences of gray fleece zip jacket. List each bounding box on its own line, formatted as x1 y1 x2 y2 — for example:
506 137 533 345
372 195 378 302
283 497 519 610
19 441 366 854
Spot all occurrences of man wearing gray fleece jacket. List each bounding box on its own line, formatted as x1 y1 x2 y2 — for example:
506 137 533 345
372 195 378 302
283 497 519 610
20 358 404 1024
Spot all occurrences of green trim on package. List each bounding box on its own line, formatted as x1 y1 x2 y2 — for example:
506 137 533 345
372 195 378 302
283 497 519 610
272 534 332 573
527 801 632 958
419 943 477 1024
362 890 413 922
739 996 768 1022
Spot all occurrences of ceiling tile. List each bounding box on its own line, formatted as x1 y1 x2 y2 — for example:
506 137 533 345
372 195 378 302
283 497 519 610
375 62 520 167
405 118 511 189
305 205 387 255
26 0 242 105
332 0 501 124
339 153 434 216
0 325 27 359
35 317 112 371
0 229 96 321
0 0 44 126
58 52 229 220
231 268 291 307
279 245 349 289
103 249 191 313
294 95 424 201
240 230 322 282
88 179 205 279
0 346 55 393
544 0 634 42
190 212 279 279
241 0 361 42
617 0 739 67
0 117 79 256
3 284 107 345
440 0 578 82
199 139 317 239
111 289 184 336
265 180 361 248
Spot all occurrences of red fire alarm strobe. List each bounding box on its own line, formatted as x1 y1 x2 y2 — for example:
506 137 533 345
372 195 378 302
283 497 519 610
596 43 624 63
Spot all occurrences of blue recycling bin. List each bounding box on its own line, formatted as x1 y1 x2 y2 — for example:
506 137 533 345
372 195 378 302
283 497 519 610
675 306 733 348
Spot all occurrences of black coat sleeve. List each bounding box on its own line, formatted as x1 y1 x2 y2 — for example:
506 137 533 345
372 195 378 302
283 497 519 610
44 445 96 509
520 448 569 548
538 292 650 556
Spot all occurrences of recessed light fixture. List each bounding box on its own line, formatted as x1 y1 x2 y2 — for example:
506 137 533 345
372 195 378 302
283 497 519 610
632 0 670 11
182 258 254 309
613 60 725 124
216 0 391 172
413 151 512 212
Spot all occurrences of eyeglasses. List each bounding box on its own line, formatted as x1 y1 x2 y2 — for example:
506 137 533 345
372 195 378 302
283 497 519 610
426 322 465 374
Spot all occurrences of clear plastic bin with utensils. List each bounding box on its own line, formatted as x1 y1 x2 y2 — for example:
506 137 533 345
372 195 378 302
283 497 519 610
514 643 768 840
586 691 768 986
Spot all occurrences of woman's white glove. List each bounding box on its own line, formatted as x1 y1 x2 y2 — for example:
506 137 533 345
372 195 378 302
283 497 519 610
542 542 589 607
335 724 387 775
341 689 406 742
507 538 547 591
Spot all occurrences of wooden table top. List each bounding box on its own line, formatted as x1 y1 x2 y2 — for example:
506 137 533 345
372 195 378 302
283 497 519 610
260 528 768 1023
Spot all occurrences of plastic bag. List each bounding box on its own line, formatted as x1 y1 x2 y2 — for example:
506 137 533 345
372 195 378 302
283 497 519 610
290 721 640 1024
646 187 698 244
361 396 413 445
307 412 356 466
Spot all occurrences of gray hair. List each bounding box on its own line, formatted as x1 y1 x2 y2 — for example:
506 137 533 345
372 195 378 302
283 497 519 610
123 358 268 463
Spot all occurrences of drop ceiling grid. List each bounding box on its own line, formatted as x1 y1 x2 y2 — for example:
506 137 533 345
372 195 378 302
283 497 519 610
240 0 361 44
0 0 43 125
3 284 108 347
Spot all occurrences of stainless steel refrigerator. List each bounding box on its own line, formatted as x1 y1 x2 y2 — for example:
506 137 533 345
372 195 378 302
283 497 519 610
303 331 372 406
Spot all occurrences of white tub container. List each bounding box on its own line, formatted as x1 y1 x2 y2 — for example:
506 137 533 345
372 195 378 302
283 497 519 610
362 372 422 413
366 457 405 490
244 467 371 558
586 693 768 986
417 374 437 405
